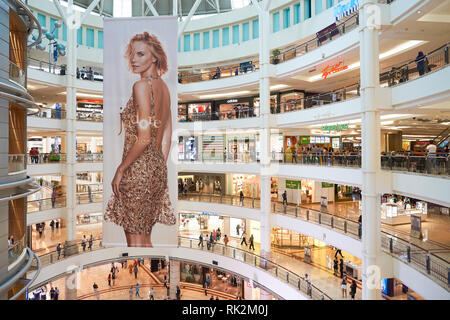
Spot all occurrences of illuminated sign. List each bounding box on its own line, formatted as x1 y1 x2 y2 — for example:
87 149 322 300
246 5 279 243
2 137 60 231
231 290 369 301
227 99 238 103
202 212 219 216
322 123 348 132
334 0 359 22
322 61 349 79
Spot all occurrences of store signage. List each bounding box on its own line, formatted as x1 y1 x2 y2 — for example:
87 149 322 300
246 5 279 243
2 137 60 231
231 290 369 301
320 196 328 212
227 99 238 103
321 61 349 79
286 180 301 189
322 123 348 132
300 136 310 144
321 182 334 188
410 215 422 239
334 0 359 22
202 212 219 216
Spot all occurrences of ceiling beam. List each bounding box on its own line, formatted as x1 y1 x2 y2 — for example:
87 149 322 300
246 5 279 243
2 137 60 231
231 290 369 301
178 0 202 38
215 0 220 13
80 0 101 24
52 0 67 21
144 0 159 16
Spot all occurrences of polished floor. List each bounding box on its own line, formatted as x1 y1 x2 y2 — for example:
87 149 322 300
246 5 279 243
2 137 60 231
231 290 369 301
30 262 237 300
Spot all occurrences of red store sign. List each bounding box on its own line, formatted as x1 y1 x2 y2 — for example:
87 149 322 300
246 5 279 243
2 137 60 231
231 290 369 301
321 61 349 79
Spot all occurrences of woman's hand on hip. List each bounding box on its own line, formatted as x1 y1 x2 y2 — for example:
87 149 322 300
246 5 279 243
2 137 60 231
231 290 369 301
112 167 124 198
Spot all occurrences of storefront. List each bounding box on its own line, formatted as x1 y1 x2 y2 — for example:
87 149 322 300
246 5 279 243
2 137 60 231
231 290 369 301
76 99 103 121
279 91 305 113
76 212 103 225
228 174 260 198
230 218 246 238
178 173 226 195
381 195 428 226
178 136 199 161
225 133 258 162
76 136 103 154
28 136 62 153
202 135 225 161
216 97 256 120
274 178 335 204
179 212 224 233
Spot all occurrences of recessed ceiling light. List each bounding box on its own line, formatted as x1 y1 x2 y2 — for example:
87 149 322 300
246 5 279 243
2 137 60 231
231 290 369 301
417 10 422 14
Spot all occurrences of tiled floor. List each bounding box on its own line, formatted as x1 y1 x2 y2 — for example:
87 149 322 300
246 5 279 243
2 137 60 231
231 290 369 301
31 262 236 300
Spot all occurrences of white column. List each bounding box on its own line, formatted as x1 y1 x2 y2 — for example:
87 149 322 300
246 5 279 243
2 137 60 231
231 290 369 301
169 260 180 299
258 3 272 260
311 0 316 17
64 4 78 255
359 0 381 300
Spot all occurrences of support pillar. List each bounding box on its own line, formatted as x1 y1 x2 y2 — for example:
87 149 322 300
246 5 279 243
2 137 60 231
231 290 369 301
64 2 79 256
359 0 382 300
257 2 272 261
169 260 180 300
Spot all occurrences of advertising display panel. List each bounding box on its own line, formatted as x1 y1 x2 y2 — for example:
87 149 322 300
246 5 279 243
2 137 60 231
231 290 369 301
103 17 178 247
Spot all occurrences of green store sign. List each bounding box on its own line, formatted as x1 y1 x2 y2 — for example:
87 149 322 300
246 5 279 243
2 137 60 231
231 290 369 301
321 182 334 188
286 180 301 189
322 123 348 133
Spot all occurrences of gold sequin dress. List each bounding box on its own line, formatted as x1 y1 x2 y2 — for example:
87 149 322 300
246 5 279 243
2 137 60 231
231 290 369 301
105 78 176 233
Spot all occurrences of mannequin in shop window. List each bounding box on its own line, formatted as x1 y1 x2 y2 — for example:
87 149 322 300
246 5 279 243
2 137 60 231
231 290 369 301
105 32 176 247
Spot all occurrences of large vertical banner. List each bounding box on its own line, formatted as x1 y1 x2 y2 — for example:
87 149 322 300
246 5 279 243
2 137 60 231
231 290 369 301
103 17 178 247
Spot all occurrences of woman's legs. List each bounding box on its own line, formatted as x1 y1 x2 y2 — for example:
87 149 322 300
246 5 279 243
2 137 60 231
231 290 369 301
124 227 153 247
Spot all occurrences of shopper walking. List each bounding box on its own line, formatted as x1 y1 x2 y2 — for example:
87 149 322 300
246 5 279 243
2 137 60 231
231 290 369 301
149 287 155 300
224 234 229 246
56 243 61 260
339 259 344 278
88 234 93 250
249 234 255 251
133 264 138 279
204 282 208 296
111 271 116 286
341 276 348 298
93 283 100 300
198 234 203 247
81 235 87 251
282 190 287 206
54 287 59 300
239 190 244 206
129 286 134 300
107 273 111 287
333 258 338 276
50 220 55 231
240 231 248 247
135 283 141 297
415 51 429 76
350 280 357 300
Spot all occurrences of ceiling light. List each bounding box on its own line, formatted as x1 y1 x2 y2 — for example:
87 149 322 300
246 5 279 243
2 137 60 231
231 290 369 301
270 84 289 90
198 91 251 99
417 10 422 14
381 120 394 125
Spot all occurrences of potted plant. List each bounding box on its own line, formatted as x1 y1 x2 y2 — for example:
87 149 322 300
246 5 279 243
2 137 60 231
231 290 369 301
48 152 60 162
272 49 281 64
60 64 66 75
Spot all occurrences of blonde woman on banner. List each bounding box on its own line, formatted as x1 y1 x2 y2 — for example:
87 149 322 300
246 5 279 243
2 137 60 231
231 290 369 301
105 32 176 247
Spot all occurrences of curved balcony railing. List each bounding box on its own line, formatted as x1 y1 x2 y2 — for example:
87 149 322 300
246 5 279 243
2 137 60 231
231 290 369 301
271 202 449 290
178 42 449 123
180 151 449 177
8 154 27 174
27 57 103 81
27 195 66 213
178 13 359 84
28 106 104 122
9 60 26 87
27 192 102 213
27 153 67 164
76 153 103 162
32 236 331 300
178 192 260 209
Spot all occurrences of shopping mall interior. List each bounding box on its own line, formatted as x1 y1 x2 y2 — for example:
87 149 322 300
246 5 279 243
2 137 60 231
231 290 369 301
1 0 449 302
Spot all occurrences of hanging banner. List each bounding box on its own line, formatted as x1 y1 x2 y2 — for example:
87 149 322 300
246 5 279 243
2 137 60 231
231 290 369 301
103 17 178 247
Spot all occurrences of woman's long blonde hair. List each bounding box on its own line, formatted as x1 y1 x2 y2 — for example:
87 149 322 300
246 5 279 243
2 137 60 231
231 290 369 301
124 32 168 76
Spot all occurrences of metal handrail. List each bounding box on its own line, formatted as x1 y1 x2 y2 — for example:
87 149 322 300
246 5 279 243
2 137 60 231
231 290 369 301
0 247 41 299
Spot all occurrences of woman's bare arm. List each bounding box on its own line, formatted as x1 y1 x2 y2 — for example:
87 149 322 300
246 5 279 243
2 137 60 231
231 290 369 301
118 80 152 171
154 81 172 163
